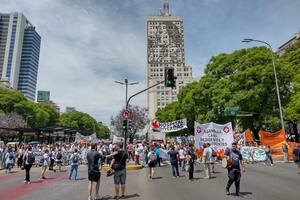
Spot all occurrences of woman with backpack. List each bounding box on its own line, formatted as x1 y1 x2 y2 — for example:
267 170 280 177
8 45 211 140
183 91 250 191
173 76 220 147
22 146 35 184
55 149 63 172
148 146 156 179
69 149 80 180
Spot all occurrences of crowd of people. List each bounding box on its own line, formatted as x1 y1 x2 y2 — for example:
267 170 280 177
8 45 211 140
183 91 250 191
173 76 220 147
0 139 299 199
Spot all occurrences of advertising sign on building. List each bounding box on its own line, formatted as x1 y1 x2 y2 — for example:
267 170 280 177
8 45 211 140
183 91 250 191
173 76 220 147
194 122 234 150
37 91 50 102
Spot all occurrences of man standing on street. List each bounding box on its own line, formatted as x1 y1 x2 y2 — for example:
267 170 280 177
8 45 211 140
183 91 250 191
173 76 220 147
168 145 179 178
110 144 128 200
202 143 214 179
224 142 245 196
87 143 103 200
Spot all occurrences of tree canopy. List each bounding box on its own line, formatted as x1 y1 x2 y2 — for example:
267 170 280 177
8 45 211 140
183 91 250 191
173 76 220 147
156 46 297 135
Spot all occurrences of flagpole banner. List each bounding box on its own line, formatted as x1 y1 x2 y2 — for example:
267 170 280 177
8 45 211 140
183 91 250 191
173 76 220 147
259 130 286 158
156 119 187 133
194 122 234 151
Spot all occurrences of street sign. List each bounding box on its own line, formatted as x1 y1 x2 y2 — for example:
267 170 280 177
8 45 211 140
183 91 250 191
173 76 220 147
225 107 240 117
122 110 129 120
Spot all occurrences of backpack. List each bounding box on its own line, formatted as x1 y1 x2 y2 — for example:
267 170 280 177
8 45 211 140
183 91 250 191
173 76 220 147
56 152 62 160
8 152 14 160
149 152 156 162
27 152 35 164
72 154 79 163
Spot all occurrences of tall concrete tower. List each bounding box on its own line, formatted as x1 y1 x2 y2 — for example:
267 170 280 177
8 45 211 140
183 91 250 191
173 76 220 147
147 1 193 120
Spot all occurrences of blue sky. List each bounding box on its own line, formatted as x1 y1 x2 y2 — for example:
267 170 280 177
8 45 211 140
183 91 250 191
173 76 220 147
1 0 299 124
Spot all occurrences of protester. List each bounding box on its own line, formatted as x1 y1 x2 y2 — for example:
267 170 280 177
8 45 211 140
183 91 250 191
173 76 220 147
202 143 214 179
154 145 161 167
87 143 103 200
127 143 134 161
109 144 128 200
168 145 179 178
22 146 35 184
55 149 63 172
224 142 245 196
186 150 196 180
5 147 14 173
17 145 25 168
49 147 56 171
282 144 289 162
69 149 80 180
293 146 300 174
178 146 186 171
148 146 156 179
265 145 274 166
40 149 49 179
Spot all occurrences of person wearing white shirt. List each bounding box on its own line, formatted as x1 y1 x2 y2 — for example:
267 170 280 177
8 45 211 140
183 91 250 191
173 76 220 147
40 149 49 179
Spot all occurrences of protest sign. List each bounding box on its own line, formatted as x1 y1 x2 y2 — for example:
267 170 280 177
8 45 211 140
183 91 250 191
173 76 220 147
156 119 187 133
194 122 234 150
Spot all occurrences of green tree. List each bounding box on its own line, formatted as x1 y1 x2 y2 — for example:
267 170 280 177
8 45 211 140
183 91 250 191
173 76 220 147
156 47 294 134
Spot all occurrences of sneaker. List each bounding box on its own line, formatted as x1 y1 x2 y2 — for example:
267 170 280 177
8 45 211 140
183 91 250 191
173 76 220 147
226 190 230 195
95 194 101 200
88 196 93 200
236 192 240 196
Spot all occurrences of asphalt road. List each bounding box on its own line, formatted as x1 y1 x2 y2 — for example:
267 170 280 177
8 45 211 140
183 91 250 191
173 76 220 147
0 162 298 200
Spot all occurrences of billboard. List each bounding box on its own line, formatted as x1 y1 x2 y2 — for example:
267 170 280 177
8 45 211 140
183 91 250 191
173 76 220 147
37 91 50 102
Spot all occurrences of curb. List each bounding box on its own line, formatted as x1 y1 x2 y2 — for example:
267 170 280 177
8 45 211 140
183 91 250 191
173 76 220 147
101 164 143 172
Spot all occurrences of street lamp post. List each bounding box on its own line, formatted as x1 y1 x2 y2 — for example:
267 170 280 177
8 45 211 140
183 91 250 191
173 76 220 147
242 38 285 132
115 79 139 150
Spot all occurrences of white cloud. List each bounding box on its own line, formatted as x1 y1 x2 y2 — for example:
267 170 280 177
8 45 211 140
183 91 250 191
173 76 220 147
0 0 149 124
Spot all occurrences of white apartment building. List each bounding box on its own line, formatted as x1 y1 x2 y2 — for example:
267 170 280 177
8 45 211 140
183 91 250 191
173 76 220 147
147 1 193 121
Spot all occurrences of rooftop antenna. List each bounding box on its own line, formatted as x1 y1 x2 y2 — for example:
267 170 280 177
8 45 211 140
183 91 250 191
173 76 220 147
161 0 170 16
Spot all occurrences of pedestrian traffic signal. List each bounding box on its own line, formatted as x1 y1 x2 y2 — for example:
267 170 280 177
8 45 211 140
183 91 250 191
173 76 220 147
165 67 176 88
122 120 127 130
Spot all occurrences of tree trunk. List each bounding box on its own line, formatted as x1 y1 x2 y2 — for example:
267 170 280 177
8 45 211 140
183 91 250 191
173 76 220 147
292 122 299 143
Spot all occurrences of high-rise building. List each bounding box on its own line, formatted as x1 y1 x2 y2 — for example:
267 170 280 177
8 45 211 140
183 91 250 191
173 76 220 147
147 1 193 120
278 32 300 56
0 12 41 101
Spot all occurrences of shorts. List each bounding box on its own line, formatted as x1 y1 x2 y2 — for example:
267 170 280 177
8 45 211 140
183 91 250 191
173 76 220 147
114 169 126 185
148 161 156 168
88 170 101 182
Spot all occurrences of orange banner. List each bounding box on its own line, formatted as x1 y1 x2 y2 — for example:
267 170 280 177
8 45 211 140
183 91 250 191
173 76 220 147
245 129 254 142
260 130 286 158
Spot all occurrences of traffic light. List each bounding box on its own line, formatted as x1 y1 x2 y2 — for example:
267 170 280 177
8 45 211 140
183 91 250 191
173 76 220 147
128 120 133 132
165 67 176 88
122 120 127 130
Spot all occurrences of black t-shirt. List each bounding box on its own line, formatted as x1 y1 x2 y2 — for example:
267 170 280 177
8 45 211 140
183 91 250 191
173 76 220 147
114 150 128 170
87 150 103 172
168 150 178 164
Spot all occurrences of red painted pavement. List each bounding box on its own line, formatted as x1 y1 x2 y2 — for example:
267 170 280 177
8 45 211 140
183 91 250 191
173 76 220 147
0 173 67 200
0 174 22 183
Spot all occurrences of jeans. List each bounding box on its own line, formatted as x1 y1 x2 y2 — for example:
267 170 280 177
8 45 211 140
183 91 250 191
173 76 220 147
171 162 179 177
156 156 161 167
69 164 78 180
226 168 241 193
188 163 194 179
265 153 273 165
24 164 32 181
180 160 186 171
283 152 288 162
